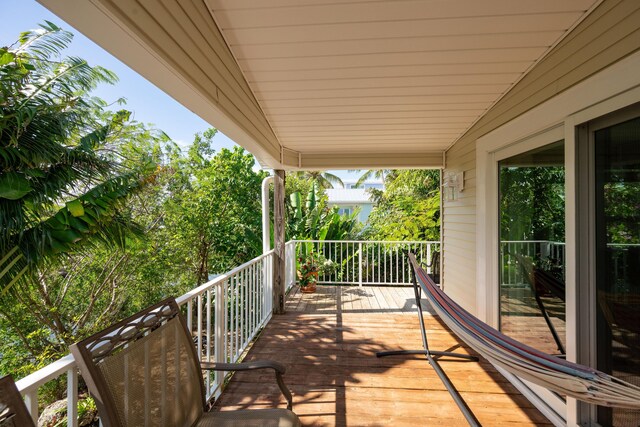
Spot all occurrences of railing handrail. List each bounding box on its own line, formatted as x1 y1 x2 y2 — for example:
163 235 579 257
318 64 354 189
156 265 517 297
501 240 565 245
15 354 76 396
176 250 274 305
288 240 439 287
291 239 439 244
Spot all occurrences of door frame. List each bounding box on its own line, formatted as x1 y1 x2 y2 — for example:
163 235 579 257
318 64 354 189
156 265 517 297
478 124 567 423
476 50 640 426
575 104 640 424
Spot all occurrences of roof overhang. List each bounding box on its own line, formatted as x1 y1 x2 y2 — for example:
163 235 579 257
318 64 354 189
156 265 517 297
38 0 600 170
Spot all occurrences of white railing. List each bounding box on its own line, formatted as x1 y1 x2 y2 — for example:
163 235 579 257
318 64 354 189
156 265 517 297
15 250 274 425
13 240 439 424
285 240 297 292
176 250 274 401
289 240 440 286
500 240 566 286
15 354 79 426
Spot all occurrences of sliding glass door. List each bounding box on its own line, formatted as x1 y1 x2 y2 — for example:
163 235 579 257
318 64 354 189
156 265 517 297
593 116 640 426
498 141 566 355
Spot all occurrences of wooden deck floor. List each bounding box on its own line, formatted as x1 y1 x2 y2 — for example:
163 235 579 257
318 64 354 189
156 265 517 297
213 286 552 426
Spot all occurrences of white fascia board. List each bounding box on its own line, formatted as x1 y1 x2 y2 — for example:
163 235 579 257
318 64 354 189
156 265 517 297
37 0 282 169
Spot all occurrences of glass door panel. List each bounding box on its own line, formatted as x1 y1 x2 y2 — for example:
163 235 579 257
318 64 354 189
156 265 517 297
594 116 640 426
499 141 566 355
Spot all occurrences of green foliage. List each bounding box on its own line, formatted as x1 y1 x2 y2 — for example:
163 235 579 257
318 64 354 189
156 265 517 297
349 169 394 188
0 129 268 388
162 133 268 284
604 181 640 244
499 166 565 242
0 22 155 292
297 251 337 287
293 170 344 189
366 170 440 241
286 180 360 241
0 23 268 408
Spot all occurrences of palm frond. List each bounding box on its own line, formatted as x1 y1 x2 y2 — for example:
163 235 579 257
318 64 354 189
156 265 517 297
15 21 73 60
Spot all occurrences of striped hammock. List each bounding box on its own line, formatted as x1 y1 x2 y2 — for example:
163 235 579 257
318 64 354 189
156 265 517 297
408 253 640 409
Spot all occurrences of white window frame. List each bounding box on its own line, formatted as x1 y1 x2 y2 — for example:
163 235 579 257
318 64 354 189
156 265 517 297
476 50 640 426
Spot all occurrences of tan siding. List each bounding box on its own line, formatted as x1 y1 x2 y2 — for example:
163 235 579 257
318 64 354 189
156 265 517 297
301 152 443 169
99 0 281 160
466 2 640 140
449 150 477 170
442 0 640 314
281 148 299 168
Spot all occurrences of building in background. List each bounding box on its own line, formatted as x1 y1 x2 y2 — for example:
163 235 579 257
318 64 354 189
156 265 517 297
326 181 383 223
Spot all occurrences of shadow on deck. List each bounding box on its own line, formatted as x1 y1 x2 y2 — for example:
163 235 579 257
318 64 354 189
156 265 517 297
213 286 552 426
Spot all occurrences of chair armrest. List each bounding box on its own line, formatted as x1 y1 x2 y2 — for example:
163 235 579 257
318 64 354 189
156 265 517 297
201 360 293 410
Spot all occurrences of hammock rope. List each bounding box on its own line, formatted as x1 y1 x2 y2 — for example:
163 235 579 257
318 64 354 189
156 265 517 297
407 253 640 409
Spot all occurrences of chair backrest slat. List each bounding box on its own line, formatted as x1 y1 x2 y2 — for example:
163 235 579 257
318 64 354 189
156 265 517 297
71 298 206 427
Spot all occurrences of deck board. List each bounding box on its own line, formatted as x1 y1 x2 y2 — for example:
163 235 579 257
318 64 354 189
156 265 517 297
213 285 552 426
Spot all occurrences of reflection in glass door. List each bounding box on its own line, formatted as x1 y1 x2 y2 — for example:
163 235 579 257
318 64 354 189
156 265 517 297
498 141 566 355
594 117 640 426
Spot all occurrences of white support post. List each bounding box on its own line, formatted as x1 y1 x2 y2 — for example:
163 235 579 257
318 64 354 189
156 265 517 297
262 176 274 254
67 368 78 427
197 295 203 361
262 175 274 319
358 242 363 286
24 391 38 424
214 283 225 391
187 300 193 332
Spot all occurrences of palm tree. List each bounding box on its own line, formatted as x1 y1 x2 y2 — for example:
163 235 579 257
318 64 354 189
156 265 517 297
349 169 394 187
293 170 344 189
0 22 154 292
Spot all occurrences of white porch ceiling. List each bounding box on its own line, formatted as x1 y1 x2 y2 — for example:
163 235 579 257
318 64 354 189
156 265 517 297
206 0 597 159
38 0 600 169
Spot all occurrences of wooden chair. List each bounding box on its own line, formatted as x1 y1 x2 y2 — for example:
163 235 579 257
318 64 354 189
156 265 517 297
71 297 300 427
0 375 35 427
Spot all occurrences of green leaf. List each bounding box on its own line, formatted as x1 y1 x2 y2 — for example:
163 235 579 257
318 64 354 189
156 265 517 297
79 214 96 226
23 168 46 178
46 216 66 231
48 239 67 253
0 172 32 200
50 229 82 244
0 52 14 66
68 216 89 233
66 200 84 217
56 210 70 226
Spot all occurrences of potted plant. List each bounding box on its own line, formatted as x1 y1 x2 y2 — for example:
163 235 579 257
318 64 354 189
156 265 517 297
297 252 337 293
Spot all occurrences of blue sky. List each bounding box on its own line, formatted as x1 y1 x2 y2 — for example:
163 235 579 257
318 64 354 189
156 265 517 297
1 0 361 181
1 1 216 150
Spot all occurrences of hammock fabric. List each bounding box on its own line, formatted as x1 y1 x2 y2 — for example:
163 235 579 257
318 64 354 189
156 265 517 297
407 253 640 409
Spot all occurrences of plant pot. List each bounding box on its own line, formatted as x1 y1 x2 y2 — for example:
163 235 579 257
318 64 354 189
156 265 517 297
300 283 317 293
299 271 318 293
